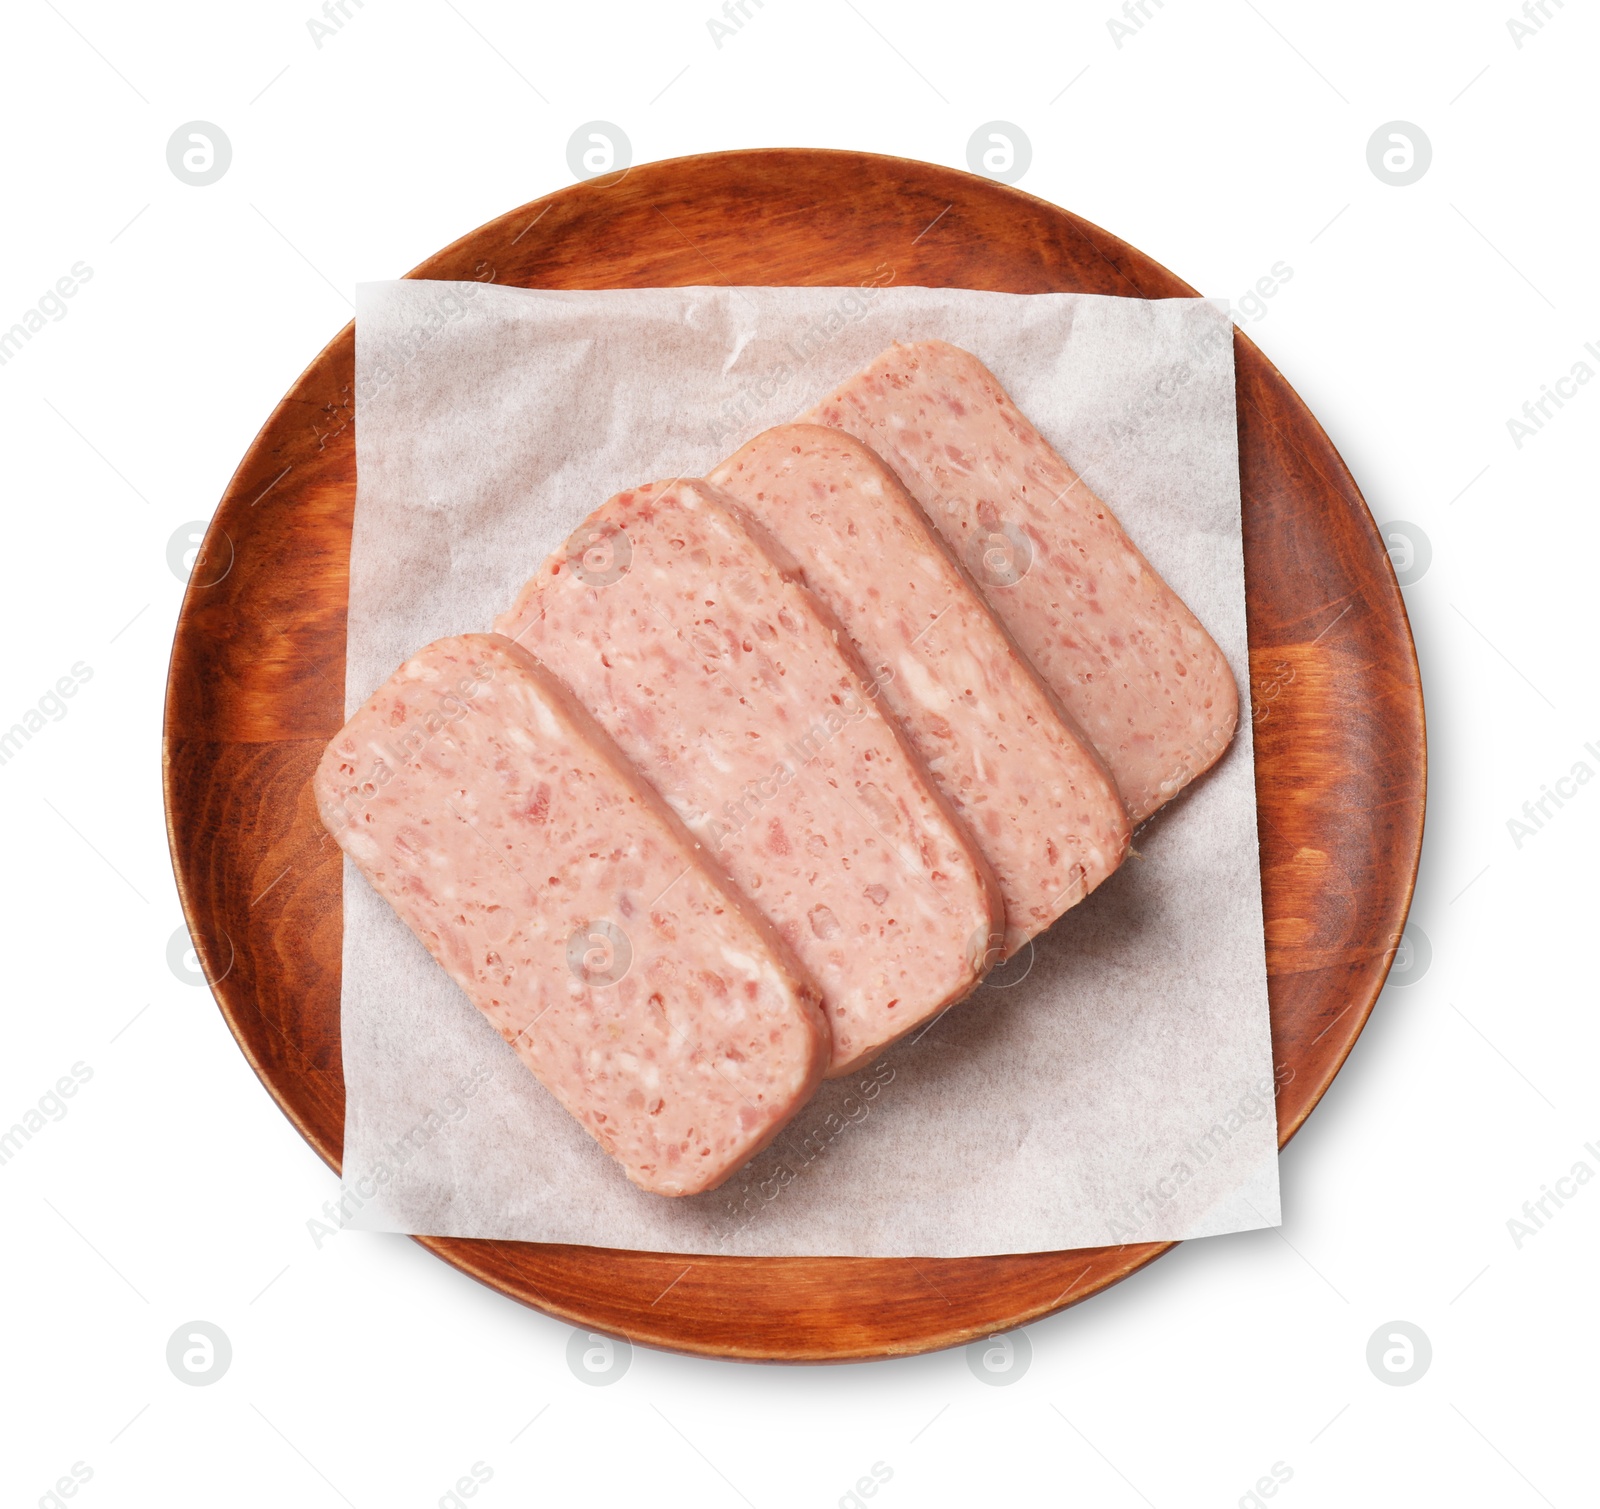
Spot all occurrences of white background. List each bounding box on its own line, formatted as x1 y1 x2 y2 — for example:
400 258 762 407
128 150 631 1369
1 2 1595 1506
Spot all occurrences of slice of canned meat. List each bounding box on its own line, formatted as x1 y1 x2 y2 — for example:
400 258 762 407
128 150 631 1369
315 632 829 1196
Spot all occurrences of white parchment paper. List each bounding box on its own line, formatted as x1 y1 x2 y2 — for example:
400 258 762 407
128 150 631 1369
338 280 1281 1256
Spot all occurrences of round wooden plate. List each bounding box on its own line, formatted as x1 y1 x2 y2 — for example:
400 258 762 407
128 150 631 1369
162 148 1425 1362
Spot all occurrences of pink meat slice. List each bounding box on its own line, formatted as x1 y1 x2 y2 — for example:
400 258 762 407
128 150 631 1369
494 479 1003 1077
314 632 829 1197
800 340 1239 824
708 424 1129 956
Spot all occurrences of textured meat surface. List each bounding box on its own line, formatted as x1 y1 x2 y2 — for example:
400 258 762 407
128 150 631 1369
801 340 1239 824
708 424 1129 955
495 480 1002 1076
314 633 829 1197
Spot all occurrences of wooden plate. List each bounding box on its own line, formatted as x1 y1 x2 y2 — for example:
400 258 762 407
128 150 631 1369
162 148 1425 1362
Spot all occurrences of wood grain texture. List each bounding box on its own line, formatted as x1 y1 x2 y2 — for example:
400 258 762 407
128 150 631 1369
161 149 1425 1362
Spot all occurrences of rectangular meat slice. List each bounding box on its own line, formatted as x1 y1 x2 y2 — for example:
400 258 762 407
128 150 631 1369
708 424 1129 956
800 340 1239 825
315 632 829 1197
494 479 1004 1076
